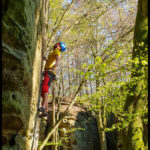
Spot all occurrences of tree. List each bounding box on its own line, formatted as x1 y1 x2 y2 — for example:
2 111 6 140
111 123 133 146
38 0 146 149
122 0 148 149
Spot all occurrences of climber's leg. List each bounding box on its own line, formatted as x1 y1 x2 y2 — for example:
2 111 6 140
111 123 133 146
39 92 49 118
38 71 50 113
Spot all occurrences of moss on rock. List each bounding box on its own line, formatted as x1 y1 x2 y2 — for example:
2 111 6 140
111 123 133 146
2 0 44 149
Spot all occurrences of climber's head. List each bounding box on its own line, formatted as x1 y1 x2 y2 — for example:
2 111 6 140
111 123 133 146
53 41 66 52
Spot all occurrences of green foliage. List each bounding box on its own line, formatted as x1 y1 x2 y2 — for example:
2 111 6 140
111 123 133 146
46 0 147 147
77 43 148 133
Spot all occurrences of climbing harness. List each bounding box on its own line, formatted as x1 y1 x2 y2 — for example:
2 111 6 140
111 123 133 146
43 70 57 87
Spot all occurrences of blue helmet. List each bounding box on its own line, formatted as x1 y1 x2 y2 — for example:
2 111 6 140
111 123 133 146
60 41 66 52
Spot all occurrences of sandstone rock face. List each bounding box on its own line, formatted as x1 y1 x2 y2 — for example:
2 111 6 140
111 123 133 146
2 0 44 149
106 113 118 150
70 111 100 150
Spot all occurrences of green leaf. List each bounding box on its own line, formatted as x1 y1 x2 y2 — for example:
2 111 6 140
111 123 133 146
134 57 139 64
82 63 87 69
96 57 102 63
141 60 147 65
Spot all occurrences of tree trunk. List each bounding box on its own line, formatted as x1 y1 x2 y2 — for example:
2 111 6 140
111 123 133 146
96 110 107 150
122 0 148 149
90 79 93 95
51 82 56 150
93 21 107 150
67 51 71 95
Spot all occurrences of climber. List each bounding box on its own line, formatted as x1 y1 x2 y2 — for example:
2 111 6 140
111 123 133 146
38 41 66 118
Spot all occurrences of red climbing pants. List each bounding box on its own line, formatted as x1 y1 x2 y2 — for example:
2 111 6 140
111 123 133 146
41 71 50 99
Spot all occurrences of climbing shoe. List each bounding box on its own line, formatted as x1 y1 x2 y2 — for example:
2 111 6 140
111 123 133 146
38 107 45 112
39 112 48 118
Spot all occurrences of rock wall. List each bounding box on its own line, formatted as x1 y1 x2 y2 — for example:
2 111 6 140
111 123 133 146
39 99 100 150
70 111 100 150
2 0 46 149
106 113 118 150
